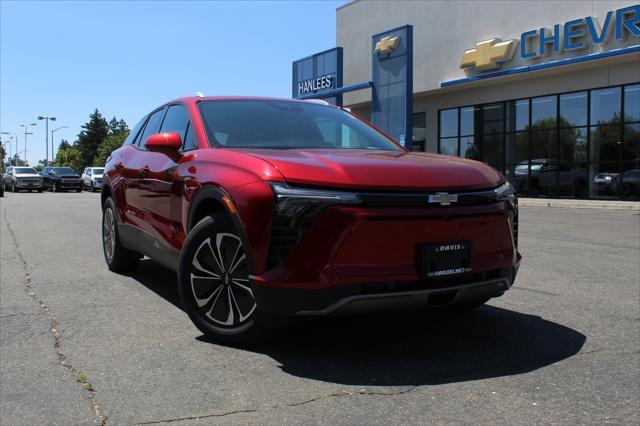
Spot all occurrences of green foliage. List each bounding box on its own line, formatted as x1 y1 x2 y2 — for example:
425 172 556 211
94 130 129 166
76 109 109 167
54 144 83 172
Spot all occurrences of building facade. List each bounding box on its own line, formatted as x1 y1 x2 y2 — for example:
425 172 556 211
296 0 640 199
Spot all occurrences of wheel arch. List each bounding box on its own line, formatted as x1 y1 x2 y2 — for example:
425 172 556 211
187 186 256 274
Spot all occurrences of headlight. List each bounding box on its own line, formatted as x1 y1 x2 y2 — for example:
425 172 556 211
494 181 516 201
270 182 361 217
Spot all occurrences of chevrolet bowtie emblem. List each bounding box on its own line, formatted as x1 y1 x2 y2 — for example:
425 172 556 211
460 38 516 70
428 193 458 206
374 36 400 55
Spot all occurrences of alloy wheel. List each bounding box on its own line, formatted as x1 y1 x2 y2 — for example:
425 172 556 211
103 207 115 261
189 233 256 327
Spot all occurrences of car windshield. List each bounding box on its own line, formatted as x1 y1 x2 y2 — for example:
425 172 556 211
92 168 104 174
51 167 76 175
198 100 402 151
14 167 38 174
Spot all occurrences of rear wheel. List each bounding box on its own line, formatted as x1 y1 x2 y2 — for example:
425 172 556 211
178 214 281 343
102 197 140 272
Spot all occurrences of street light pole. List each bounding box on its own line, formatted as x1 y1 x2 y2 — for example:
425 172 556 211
38 116 56 165
50 126 68 164
19 123 37 165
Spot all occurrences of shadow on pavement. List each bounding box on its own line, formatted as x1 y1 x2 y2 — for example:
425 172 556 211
131 259 586 387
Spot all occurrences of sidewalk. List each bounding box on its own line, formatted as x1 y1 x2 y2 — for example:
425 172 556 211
519 198 640 211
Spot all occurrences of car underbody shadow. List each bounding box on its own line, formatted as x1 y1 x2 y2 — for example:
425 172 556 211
130 259 586 387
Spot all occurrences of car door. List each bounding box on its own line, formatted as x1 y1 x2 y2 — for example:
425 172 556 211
123 107 166 231
4 167 11 186
139 103 192 252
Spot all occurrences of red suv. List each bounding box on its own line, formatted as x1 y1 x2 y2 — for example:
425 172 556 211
101 96 521 342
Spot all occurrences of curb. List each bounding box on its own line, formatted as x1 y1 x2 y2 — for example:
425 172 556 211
519 198 640 211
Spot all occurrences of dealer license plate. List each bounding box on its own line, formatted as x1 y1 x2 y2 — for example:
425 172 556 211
418 241 472 279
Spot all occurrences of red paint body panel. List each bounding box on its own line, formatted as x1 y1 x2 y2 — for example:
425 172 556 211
104 96 519 299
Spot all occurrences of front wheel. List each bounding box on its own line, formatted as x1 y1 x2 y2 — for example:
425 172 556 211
102 197 140 272
177 214 281 343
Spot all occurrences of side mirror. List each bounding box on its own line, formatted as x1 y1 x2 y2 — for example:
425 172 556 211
144 132 182 153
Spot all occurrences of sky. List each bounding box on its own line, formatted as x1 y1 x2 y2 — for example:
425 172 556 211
0 0 346 165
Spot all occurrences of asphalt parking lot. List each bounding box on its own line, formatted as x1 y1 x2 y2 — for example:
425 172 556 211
1 191 639 425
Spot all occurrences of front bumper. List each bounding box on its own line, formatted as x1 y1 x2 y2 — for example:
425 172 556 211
58 180 81 189
14 181 43 189
254 260 520 315
250 200 520 315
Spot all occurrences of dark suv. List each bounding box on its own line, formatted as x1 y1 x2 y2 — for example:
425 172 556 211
41 167 82 192
101 96 521 342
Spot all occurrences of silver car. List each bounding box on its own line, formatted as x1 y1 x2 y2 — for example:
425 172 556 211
81 167 104 192
3 166 43 192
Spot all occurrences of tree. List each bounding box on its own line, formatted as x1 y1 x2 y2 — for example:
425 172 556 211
94 130 129 166
109 117 129 136
54 144 83 172
58 139 71 152
10 154 28 166
76 109 109 167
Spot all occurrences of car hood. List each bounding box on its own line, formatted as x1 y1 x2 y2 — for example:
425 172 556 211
236 149 503 191
13 173 42 178
53 174 79 178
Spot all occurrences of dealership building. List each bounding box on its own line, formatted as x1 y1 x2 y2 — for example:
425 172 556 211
293 0 640 199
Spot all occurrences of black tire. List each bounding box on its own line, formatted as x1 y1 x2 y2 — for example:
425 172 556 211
53 181 60 192
76 186 82 193
11 184 17 192
91 184 97 193
177 214 282 343
81 182 85 191
102 197 140 272
37 188 43 193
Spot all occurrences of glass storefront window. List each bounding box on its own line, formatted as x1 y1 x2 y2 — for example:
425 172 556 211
590 125 622 162
624 85 640 123
460 106 475 136
437 83 638 199
440 109 458 138
482 133 504 171
560 92 587 127
460 136 479 160
531 96 557 129
412 112 426 151
482 103 504 135
531 130 557 160
506 132 529 165
506 99 529 132
591 87 621 125
439 138 458 156
559 127 587 163
623 123 640 163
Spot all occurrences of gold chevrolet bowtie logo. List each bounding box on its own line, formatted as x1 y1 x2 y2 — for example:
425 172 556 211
460 38 516 70
374 36 400 55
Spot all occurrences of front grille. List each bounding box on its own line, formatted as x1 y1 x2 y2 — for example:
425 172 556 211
62 179 78 184
19 178 40 184
266 215 316 269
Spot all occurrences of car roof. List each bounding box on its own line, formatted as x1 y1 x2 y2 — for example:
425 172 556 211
163 95 338 107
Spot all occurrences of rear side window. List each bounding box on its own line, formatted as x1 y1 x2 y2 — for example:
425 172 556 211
137 108 166 147
160 105 190 141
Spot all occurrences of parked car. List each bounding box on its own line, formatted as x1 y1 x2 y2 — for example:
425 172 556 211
2 166 44 192
593 173 620 196
41 166 82 192
0 177 4 197
101 96 521 342
515 159 587 197
81 167 105 192
618 169 640 200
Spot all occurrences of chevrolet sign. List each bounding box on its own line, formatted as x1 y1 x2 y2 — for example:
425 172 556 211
428 193 459 206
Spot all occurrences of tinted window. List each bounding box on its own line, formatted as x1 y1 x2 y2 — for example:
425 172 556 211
440 109 458 138
624 84 640 122
138 108 166 147
124 116 147 146
590 87 621 125
531 96 557 129
183 123 197 150
198 100 401 151
560 92 587 127
14 167 37 174
51 167 75 175
506 99 529 132
460 106 475 136
160 105 190 141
